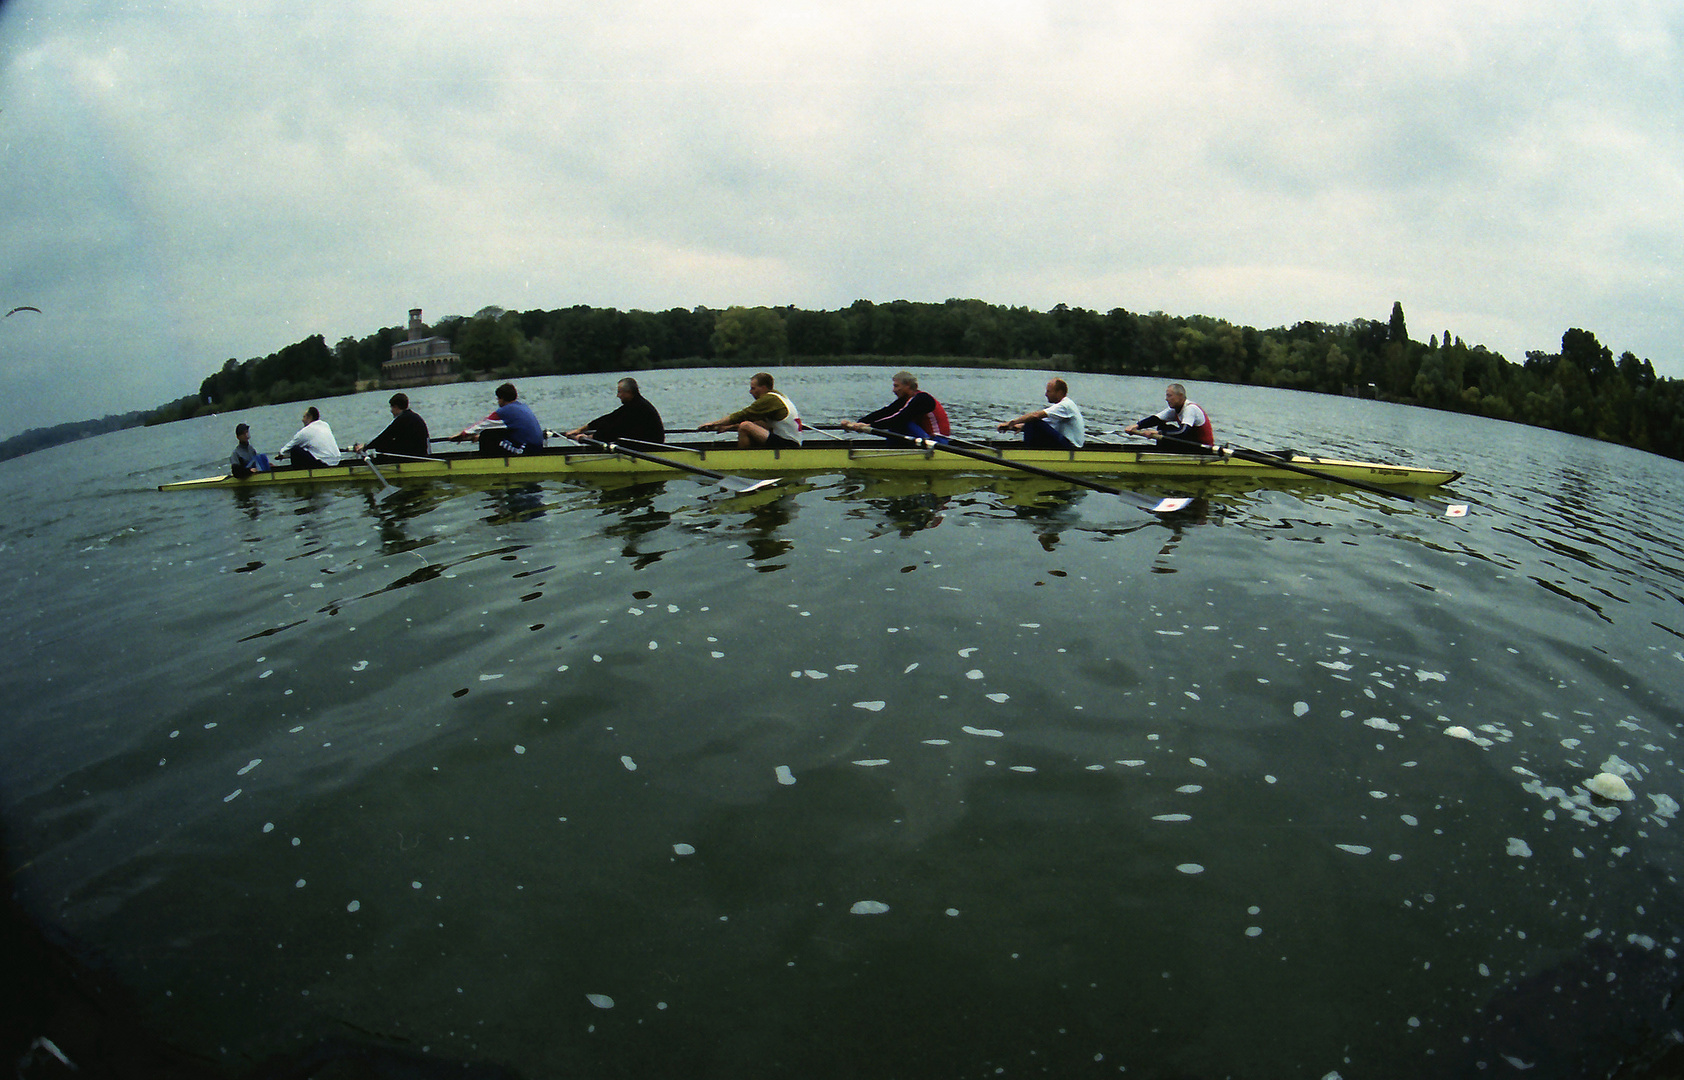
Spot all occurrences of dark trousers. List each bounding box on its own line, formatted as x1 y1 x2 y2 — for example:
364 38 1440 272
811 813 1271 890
1021 418 1075 450
478 430 532 456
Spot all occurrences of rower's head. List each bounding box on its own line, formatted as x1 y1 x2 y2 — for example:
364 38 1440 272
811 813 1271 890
496 383 519 404
302 406 320 424
1044 378 1068 404
388 392 409 415
892 371 917 398
1165 383 1187 409
749 372 774 399
235 422 250 443
617 377 640 403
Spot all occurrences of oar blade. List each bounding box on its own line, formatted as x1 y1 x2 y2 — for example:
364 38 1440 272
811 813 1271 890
1442 502 1470 518
719 476 780 494
1149 496 1195 514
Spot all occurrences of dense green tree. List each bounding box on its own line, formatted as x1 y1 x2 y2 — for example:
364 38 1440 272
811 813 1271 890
710 307 788 361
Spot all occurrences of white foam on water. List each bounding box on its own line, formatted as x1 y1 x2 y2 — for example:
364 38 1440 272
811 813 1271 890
1245 926 1262 937
479 673 504 682
853 701 886 712
1153 814 1192 822
586 994 615 1009
985 693 1010 703
514 745 525 755
223 789 242 803
1401 814 1419 826
1176 785 1202 794
1369 791 1387 799
711 652 725 659
647 641 658 651
836 664 859 671
922 739 951 746
1085 764 1105 771
850 900 890 915
1184 691 1200 701
965 669 985 680
673 843 695 855
351 660 368 672
853 759 890 767
1176 863 1204 874
262 823 274 833
1650 793 1680 819
963 726 1004 738
804 670 829 679
1416 669 1448 682
1364 718 1401 732
903 663 918 674
1009 765 1036 773
946 908 960 916
347 900 360 912
1117 759 1145 767
1018 623 1041 628
1318 660 1353 671
1293 702 1310 716
1189 757 1207 767
237 759 261 776
620 756 637 771
775 765 796 785
1335 844 1372 855
958 647 977 657
1506 837 1533 857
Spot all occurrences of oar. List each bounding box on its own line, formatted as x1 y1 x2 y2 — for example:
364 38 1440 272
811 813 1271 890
854 426 1192 514
574 436 780 494
1150 433 1469 517
356 450 401 499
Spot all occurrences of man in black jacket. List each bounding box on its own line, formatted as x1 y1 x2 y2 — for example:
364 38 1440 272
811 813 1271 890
355 393 431 457
565 378 665 444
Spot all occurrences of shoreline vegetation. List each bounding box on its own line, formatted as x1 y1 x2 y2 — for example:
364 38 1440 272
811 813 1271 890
5 299 1680 463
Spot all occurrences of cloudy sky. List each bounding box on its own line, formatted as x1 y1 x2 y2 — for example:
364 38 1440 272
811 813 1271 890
1 0 1679 440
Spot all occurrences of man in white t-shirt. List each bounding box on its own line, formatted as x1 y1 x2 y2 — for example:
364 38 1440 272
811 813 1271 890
276 406 342 468
997 378 1086 449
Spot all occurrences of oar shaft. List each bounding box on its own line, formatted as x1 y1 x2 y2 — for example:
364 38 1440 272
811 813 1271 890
859 426 1190 513
575 436 779 493
577 436 730 480
1152 433 1466 516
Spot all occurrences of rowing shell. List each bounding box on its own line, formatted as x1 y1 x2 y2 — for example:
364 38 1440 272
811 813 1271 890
158 440 1462 492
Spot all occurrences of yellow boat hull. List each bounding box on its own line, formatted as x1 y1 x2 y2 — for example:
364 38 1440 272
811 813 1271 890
159 440 1462 492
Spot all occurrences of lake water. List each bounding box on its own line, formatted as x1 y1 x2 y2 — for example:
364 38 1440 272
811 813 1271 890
4 367 1683 1079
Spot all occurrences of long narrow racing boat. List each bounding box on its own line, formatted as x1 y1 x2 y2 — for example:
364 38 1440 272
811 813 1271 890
159 438 1462 492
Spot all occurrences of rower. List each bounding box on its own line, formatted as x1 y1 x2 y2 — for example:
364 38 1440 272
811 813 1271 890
275 407 342 468
229 422 269 478
564 377 665 445
354 393 430 457
699 372 803 449
1125 383 1215 452
840 370 950 443
997 378 1085 449
448 382 545 456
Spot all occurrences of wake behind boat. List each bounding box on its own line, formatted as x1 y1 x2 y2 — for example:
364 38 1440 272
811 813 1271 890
158 437 1462 492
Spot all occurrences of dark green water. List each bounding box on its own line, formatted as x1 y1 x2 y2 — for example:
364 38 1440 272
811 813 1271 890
4 369 1683 1078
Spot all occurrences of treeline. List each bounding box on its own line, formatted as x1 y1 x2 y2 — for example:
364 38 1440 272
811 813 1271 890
21 299 1684 463
0 401 196 463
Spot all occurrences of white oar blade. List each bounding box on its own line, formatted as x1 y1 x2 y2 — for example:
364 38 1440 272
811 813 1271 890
1442 503 1470 518
1150 496 1194 514
721 476 780 494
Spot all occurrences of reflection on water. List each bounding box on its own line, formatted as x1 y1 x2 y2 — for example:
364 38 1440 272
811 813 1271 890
4 371 1684 1079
